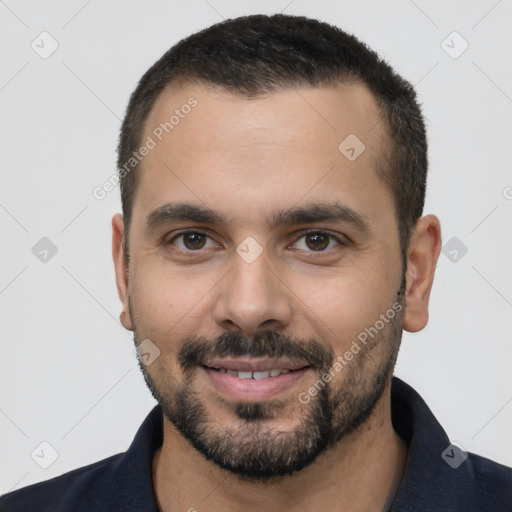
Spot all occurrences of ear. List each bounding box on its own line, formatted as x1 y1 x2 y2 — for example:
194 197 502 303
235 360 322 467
403 215 442 333
112 213 134 331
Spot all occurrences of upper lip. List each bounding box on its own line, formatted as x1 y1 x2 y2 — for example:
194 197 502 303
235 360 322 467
203 358 310 372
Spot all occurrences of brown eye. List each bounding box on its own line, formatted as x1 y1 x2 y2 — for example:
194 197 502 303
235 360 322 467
305 233 329 251
182 232 207 250
169 231 215 251
293 231 342 252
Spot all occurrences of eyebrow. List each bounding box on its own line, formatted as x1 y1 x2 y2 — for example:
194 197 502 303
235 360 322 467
145 201 368 233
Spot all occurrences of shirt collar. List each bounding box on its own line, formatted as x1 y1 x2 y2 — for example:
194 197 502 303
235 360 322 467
389 377 478 511
111 403 163 511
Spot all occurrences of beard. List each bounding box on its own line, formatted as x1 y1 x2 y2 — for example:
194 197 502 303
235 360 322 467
132 280 405 482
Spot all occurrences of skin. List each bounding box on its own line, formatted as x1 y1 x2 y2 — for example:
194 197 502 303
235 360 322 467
112 82 442 511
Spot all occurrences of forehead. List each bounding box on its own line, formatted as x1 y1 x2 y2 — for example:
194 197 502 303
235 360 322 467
143 80 384 156
131 81 393 233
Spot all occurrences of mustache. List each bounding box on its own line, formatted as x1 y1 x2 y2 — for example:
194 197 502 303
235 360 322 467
179 331 334 373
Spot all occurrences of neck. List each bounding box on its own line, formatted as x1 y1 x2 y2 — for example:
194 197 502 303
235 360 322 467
152 386 407 512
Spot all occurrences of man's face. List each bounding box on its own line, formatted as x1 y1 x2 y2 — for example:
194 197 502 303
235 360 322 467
119 82 406 479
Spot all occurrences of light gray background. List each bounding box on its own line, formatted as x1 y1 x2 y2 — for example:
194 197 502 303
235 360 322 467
1 0 511 494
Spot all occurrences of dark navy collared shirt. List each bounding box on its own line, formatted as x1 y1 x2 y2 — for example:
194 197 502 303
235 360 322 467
1 377 510 511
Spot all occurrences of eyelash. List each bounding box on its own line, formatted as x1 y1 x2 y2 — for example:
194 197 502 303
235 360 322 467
166 229 347 254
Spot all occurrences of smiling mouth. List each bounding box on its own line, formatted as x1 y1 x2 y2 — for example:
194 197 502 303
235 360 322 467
200 359 312 401
202 365 310 380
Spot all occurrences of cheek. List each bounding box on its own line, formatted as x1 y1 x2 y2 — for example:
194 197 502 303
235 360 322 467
293 263 398 350
130 261 220 339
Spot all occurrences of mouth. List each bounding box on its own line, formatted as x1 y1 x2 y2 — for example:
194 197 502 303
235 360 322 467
201 358 312 401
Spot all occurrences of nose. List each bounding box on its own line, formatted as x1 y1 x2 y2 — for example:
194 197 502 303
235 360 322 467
213 250 293 336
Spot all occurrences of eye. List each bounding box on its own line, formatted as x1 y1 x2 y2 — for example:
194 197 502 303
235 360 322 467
168 231 217 251
292 231 343 252
166 230 346 254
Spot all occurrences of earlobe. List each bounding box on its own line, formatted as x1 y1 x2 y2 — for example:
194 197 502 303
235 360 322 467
403 215 442 333
112 213 134 331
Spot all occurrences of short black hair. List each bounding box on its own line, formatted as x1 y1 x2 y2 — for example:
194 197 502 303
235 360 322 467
117 13 427 260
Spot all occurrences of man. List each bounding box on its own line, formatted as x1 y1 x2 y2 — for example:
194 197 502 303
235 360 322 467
1 13 510 512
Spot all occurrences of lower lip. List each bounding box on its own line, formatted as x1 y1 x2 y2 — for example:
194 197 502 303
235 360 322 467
202 366 311 401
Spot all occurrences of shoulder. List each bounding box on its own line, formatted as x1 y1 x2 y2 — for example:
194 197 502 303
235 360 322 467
468 452 512 509
390 377 512 511
0 453 122 512
0 405 162 512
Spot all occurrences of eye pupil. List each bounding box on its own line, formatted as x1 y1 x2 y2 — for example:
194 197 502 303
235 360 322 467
306 233 329 251
184 233 206 250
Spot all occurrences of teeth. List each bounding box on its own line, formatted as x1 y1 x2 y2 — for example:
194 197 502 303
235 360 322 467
253 370 270 379
222 368 292 379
